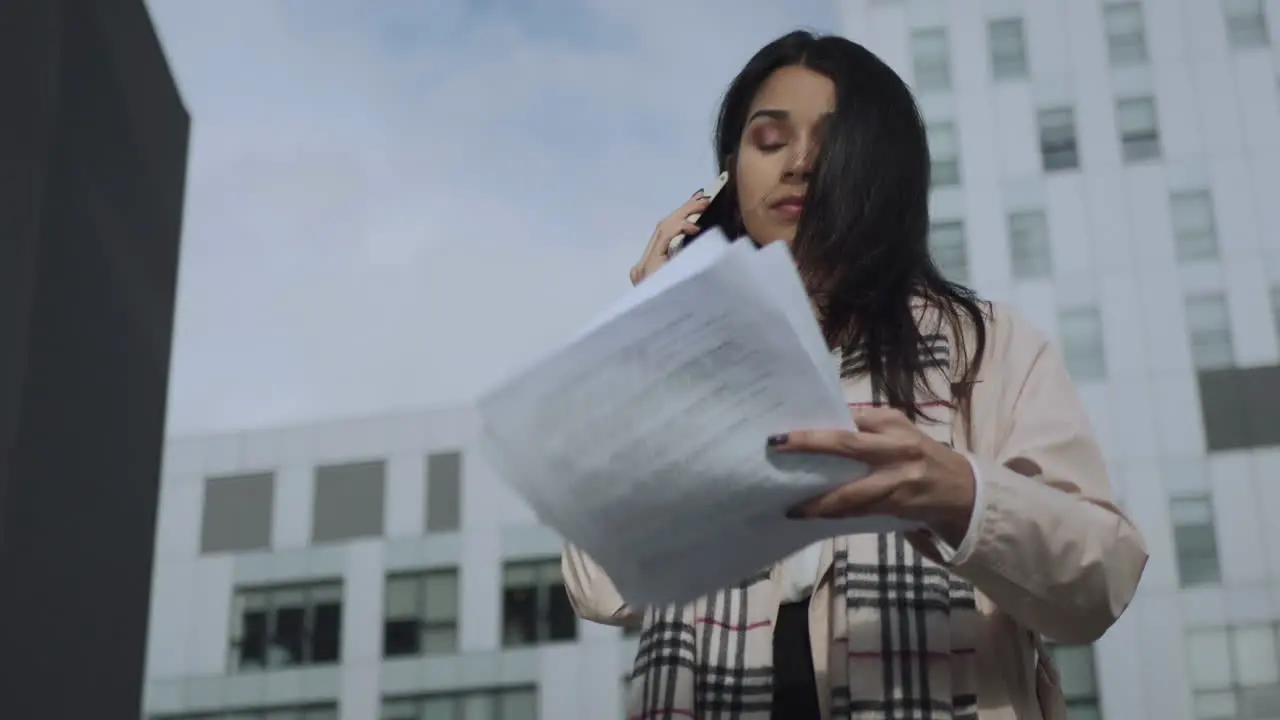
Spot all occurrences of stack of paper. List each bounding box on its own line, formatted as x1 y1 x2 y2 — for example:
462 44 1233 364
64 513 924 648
476 233 916 607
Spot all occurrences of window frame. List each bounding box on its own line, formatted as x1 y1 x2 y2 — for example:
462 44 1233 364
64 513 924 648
1058 306 1108 381
383 567 461 658
501 558 578 648
1046 642 1103 717
153 705 339 720
200 471 275 554
1170 190 1219 263
311 458 387 543
1116 96 1161 162
911 27 952 92
927 121 961 187
381 686 539 720
928 220 969 285
1223 0 1270 49
1037 107 1080 172
1008 210 1052 280
425 450 464 533
228 580 344 672
1185 293 1235 370
988 17 1029 80
1103 2 1149 65
1170 493 1223 587
1187 622 1280 719
1270 286 1280 343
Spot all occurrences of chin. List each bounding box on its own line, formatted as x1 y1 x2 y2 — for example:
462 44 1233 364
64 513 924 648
755 236 794 248
744 228 792 246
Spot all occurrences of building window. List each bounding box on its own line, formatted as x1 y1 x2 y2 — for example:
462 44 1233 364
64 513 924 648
929 221 969 285
384 569 459 657
911 28 952 92
201 472 274 554
1116 97 1161 162
155 705 338 720
1008 210 1052 279
1171 190 1220 263
928 121 961 186
312 459 386 543
1171 495 1222 587
988 18 1028 80
1199 364 1280 452
1187 624 1280 719
426 451 463 533
1230 626 1280 688
230 581 343 672
1047 643 1102 720
1038 108 1080 171
1104 3 1149 65
1224 0 1270 49
1271 286 1280 342
1059 307 1107 381
382 687 538 720
501 558 577 647
1186 294 1235 370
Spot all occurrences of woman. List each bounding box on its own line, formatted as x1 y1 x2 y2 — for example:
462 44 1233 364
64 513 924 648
563 31 1147 720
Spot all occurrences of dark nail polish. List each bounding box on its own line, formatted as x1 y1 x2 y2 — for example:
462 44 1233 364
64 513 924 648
766 433 788 447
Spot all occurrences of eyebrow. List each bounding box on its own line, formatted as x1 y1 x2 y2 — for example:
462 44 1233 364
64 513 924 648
746 108 834 125
747 109 789 123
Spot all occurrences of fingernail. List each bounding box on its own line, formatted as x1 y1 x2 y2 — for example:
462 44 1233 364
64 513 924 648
766 433 788 448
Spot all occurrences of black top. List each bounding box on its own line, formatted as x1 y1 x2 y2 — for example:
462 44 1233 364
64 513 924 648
772 600 821 719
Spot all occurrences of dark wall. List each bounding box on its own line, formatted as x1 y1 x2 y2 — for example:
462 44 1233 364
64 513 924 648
0 1 188 718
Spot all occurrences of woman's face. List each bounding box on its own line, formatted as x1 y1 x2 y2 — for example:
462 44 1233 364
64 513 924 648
733 64 835 248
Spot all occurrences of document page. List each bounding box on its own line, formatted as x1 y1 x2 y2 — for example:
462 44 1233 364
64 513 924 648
477 232 916 606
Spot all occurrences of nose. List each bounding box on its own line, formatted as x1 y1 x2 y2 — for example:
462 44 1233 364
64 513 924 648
783 133 816 181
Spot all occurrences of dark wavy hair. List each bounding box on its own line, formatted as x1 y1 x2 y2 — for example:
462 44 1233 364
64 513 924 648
703 30 988 420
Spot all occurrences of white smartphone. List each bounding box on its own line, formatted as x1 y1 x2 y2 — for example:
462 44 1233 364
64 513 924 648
667 170 730 255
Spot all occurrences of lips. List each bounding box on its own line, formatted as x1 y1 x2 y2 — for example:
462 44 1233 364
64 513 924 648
771 196 805 219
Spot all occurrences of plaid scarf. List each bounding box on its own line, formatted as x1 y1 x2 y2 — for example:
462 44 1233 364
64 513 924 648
625 324 981 720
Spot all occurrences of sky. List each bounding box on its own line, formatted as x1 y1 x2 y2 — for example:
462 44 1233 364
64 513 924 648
147 0 840 435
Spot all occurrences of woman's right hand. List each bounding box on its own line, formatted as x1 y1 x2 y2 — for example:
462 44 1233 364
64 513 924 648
628 192 712 286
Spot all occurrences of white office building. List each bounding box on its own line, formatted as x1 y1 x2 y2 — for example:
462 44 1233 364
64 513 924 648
144 405 638 720
839 0 1280 718
144 2 1280 719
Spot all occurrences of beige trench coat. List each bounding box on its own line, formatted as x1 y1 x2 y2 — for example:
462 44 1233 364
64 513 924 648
561 302 1149 719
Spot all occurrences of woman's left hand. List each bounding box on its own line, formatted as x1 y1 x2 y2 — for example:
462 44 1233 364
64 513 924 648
767 406 977 547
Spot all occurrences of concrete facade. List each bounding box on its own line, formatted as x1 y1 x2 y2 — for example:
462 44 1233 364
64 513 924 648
145 408 638 720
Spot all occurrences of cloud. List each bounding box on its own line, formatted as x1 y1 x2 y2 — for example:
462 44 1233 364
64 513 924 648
147 0 838 435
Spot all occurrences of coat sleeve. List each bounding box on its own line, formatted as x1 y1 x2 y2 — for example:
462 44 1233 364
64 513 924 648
561 543 638 626
924 304 1149 643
